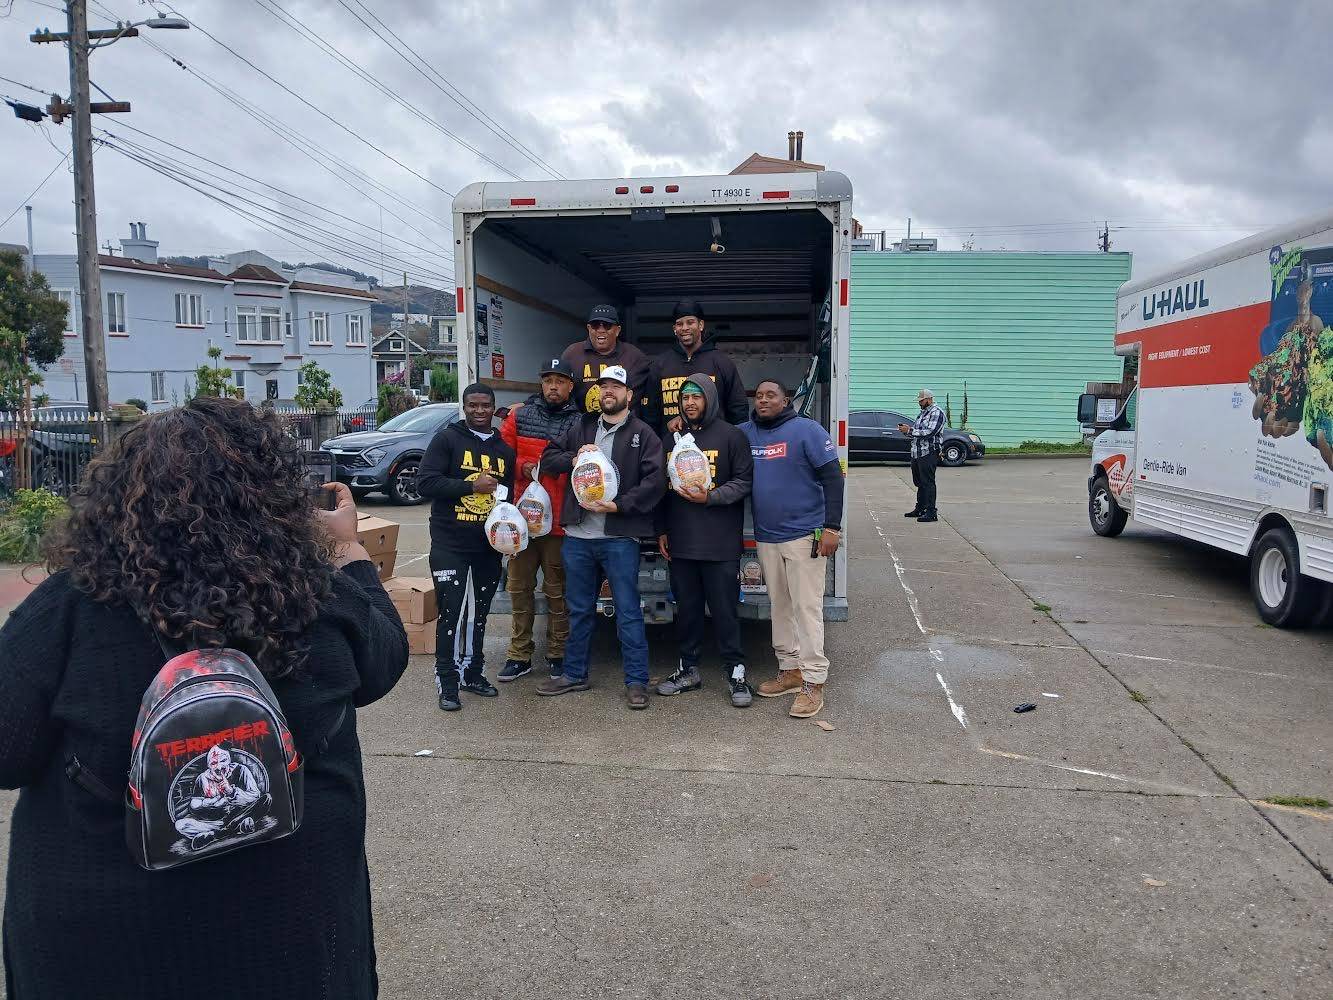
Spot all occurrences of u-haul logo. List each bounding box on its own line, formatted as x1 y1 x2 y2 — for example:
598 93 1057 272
1142 279 1209 321
1104 454 1130 496
752 442 787 460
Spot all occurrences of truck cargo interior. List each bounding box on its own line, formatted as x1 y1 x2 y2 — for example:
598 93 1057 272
469 208 835 423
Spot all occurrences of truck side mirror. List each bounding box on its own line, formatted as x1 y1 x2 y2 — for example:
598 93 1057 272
1077 393 1097 424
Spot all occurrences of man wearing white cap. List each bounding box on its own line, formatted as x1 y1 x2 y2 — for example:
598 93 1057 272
898 389 945 523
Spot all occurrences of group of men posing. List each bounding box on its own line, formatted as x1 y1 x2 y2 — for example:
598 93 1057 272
415 300 845 720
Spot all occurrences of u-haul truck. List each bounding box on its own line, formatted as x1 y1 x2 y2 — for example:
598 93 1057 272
451 171 853 622
1082 209 1333 626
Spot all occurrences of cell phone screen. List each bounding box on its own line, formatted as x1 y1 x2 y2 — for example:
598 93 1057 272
303 451 336 510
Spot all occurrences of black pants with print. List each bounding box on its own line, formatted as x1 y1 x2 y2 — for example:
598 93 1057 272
430 546 503 690
911 453 938 514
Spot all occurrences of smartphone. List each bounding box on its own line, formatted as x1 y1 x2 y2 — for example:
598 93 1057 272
303 451 337 511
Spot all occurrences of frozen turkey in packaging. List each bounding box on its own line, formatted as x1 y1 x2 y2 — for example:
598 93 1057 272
667 432 713 493
484 485 529 556
571 449 619 506
515 461 553 537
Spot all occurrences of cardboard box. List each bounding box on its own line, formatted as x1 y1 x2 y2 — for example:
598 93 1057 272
372 550 397 581
355 514 400 557
403 621 436 656
383 576 438 625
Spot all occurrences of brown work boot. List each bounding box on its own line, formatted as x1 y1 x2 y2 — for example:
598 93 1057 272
789 683 825 719
756 669 803 698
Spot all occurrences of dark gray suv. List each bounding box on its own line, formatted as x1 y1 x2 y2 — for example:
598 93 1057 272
320 403 459 505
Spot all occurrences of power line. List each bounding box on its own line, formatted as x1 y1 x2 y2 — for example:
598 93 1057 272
335 0 564 180
102 122 451 263
131 2 457 198
0 73 51 96
96 134 454 286
0 152 69 231
251 0 527 181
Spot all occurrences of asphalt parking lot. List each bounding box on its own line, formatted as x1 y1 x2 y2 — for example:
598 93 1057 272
2 457 1330 998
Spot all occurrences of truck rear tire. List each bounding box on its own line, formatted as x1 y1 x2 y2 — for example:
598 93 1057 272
1250 527 1323 628
1089 475 1128 537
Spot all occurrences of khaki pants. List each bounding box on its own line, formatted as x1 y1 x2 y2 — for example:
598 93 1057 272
757 535 829 684
505 533 568 663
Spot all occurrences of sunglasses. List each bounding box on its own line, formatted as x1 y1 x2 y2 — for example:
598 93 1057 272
588 321 616 331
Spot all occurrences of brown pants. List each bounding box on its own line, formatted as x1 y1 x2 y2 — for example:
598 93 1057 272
505 533 568 663
757 535 829 684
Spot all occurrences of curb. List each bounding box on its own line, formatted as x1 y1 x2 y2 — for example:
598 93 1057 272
983 452 1090 461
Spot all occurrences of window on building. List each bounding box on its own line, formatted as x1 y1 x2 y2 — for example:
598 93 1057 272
347 313 365 345
106 291 126 334
206 307 213 324
174 292 203 327
150 371 166 403
235 369 247 394
53 290 74 333
442 323 455 344
389 338 403 352
236 306 258 343
260 306 282 341
296 367 305 388
284 311 292 339
310 311 330 345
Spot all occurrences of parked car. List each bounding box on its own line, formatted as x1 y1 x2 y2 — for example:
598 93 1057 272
0 404 99 497
848 409 985 466
319 403 458 505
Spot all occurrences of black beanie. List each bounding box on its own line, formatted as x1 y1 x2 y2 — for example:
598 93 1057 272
671 300 705 322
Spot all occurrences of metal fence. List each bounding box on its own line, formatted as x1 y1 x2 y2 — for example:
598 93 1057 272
0 402 382 499
0 406 111 498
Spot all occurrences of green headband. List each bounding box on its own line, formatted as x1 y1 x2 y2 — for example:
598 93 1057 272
681 381 704 396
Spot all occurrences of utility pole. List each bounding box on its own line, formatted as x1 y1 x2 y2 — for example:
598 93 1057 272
402 272 412 392
31 3 188 417
1099 221 1111 253
67 0 108 414
25 206 34 271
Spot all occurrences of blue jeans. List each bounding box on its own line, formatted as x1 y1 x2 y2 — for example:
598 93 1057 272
561 535 649 686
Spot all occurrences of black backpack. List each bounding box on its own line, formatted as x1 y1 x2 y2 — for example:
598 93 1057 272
66 637 344 872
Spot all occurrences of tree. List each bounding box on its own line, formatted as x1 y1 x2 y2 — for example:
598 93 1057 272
0 250 67 369
294 360 343 408
429 365 458 402
959 381 970 430
193 345 244 399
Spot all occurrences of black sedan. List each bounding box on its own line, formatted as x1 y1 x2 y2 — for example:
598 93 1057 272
849 409 985 467
320 403 458 504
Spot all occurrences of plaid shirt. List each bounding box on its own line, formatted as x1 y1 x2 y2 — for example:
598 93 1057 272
909 404 945 459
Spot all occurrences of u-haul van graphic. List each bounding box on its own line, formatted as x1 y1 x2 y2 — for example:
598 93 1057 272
1085 209 1333 627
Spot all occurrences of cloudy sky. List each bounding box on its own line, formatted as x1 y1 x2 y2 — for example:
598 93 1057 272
1 0 1328 286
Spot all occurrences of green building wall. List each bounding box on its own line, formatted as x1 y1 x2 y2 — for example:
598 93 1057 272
848 252 1132 447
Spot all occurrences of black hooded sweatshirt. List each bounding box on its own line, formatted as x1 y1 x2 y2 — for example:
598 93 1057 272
559 337 653 416
415 420 516 553
654 373 754 561
651 335 749 431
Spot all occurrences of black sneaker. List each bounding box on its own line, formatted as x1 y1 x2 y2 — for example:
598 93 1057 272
729 679 754 708
498 659 531 682
546 657 564 678
903 509 922 518
461 674 499 697
917 512 939 523
436 676 462 712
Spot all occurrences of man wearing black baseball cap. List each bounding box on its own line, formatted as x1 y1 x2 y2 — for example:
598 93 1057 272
650 299 750 436
496 357 582 682
559 303 653 417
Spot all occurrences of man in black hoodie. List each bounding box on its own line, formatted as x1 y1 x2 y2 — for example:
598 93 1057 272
655 375 755 707
415 383 516 712
652 300 750 435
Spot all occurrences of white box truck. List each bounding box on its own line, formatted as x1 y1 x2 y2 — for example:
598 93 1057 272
1082 209 1333 625
450 171 854 623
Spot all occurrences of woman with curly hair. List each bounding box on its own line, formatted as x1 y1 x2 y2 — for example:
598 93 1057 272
0 397 408 999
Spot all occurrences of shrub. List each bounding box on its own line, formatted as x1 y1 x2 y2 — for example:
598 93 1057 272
0 488 68 563
429 365 458 403
294 361 344 409
125 398 148 412
377 383 416 425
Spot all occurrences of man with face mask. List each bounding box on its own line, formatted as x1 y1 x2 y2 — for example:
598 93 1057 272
651 300 750 436
898 389 945 523
560 303 653 416
654 376 754 706
497 358 582 682
536 366 666 710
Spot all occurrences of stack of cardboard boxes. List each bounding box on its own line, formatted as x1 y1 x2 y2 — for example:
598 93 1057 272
355 511 438 656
